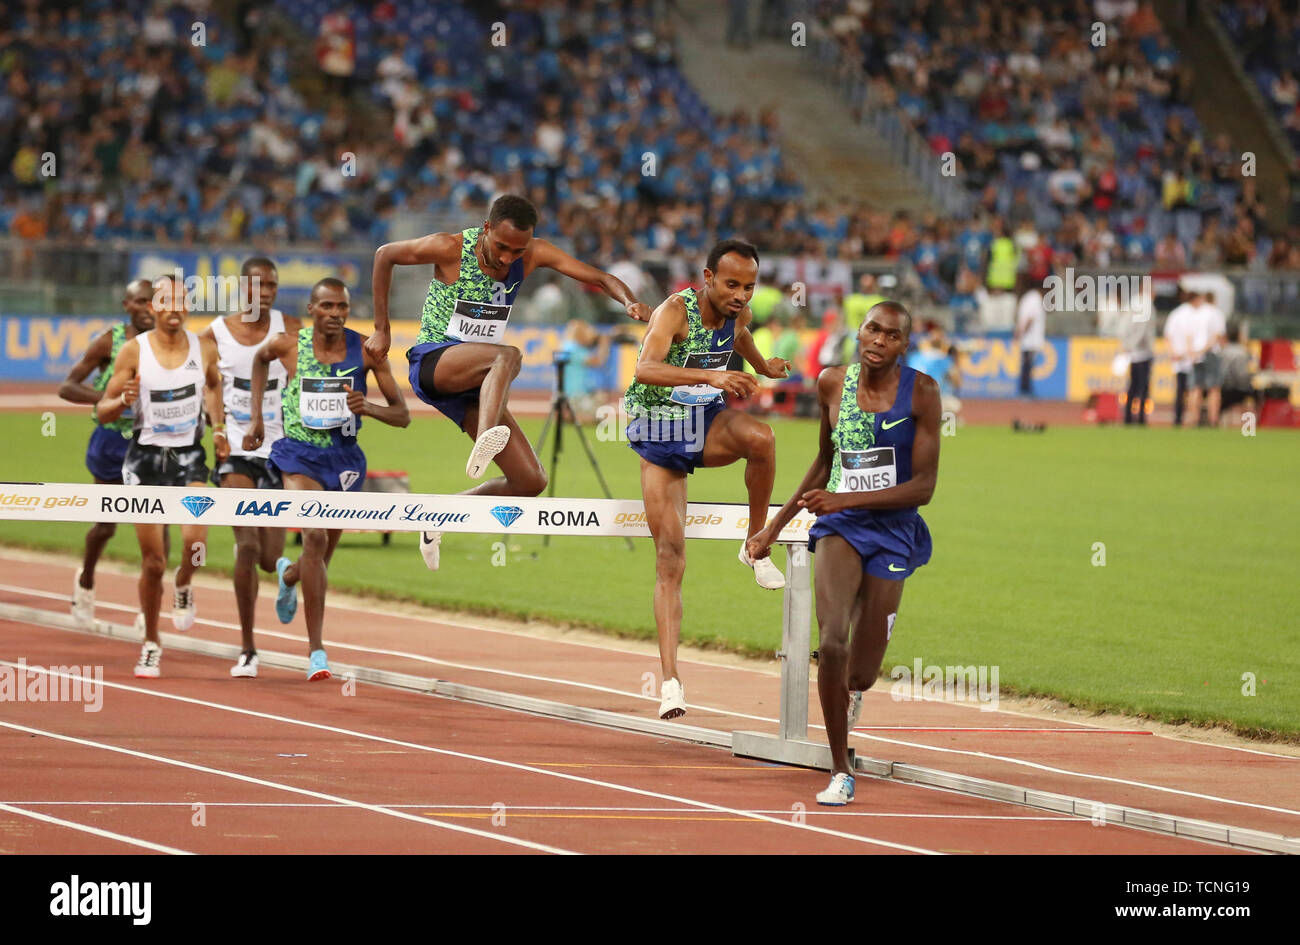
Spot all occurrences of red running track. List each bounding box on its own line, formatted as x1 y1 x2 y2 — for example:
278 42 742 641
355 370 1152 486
0 553 1265 854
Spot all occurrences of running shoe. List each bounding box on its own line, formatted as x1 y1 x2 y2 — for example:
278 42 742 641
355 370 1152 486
847 689 864 730
230 651 259 679
71 568 95 627
307 648 331 681
134 641 162 679
419 531 442 571
739 544 786 590
172 582 195 631
816 772 855 806
659 677 686 720
466 424 510 479
275 556 297 624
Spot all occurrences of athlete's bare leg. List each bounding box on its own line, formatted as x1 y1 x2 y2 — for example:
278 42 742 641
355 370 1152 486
639 459 689 686
224 471 287 653
278 473 342 653
700 409 777 541
430 342 522 439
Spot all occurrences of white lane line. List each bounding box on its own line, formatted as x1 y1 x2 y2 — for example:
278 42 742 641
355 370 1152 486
8 576 1300 763
0 801 1075 820
0 801 194 854
10 578 1297 818
852 732 1300 820
0 720 573 855
0 661 939 854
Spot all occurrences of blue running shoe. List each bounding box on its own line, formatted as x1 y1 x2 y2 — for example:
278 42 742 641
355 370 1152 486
275 556 297 624
307 648 331 681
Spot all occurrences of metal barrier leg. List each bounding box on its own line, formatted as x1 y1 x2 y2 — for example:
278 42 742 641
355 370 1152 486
731 542 852 771
778 541 811 741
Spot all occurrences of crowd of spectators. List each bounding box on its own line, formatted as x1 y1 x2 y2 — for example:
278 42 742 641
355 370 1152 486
4 0 1300 316
817 0 1300 281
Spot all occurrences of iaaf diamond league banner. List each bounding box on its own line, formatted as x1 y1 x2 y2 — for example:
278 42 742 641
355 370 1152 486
0 482 815 543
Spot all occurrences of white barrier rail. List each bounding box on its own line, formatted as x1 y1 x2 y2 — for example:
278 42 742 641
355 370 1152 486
0 481 817 541
0 480 834 769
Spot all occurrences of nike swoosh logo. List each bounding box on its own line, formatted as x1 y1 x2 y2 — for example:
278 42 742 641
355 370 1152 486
718 336 732 345
888 563 906 572
335 366 358 376
503 282 520 293
881 417 908 430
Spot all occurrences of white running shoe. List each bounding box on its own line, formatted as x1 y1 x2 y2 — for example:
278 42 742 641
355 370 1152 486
172 583 195 632
739 544 786 590
816 772 856 806
659 677 686 720
847 690 864 730
466 424 510 479
230 651 259 678
419 531 442 570
134 641 162 679
71 568 95 627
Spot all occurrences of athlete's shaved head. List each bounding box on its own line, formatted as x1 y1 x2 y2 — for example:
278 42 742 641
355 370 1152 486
123 278 156 331
242 256 277 277
866 300 912 337
311 277 348 300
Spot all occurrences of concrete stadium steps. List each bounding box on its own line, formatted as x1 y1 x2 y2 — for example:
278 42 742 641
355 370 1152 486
671 3 937 215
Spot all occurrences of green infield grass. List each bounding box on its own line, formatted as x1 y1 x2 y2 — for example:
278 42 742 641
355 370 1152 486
0 410 1296 738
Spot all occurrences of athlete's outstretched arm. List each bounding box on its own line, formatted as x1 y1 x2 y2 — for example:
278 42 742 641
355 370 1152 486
243 332 296 452
368 232 462 357
59 329 116 404
356 343 411 428
732 308 791 379
96 340 140 425
746 367 840 559
529 239 651 322
801 372 942 515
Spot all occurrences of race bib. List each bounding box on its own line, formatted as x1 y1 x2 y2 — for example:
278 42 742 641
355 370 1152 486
300 376 352 429
230 376 280 423
836 447 896 493
446 298 511 343
146 383 199 435
669 350 731 406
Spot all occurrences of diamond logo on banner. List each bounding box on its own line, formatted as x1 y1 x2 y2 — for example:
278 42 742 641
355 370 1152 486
181 495 215 518
490 505 523 528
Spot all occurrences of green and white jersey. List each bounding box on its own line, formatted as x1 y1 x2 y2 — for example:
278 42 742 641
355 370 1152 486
416 227 527 345
623 289 734 421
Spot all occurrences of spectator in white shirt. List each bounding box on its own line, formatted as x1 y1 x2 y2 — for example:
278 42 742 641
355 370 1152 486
1162 290 1199 426
1014 274 1047 397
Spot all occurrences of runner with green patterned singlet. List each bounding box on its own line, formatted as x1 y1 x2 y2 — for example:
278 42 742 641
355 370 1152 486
367 194 651 573
244 278 411 683
747 301 942 807
627 239 794 722
56 277 157 627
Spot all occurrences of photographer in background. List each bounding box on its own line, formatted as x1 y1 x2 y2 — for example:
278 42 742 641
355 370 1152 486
558 320 616 422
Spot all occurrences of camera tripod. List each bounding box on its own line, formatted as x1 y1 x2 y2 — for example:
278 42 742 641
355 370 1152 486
532 356 634 550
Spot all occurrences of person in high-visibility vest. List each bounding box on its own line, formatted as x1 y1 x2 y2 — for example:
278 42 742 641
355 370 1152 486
986 218 1019 292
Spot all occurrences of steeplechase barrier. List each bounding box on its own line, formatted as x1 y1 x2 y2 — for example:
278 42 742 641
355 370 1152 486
3 481 1297 853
